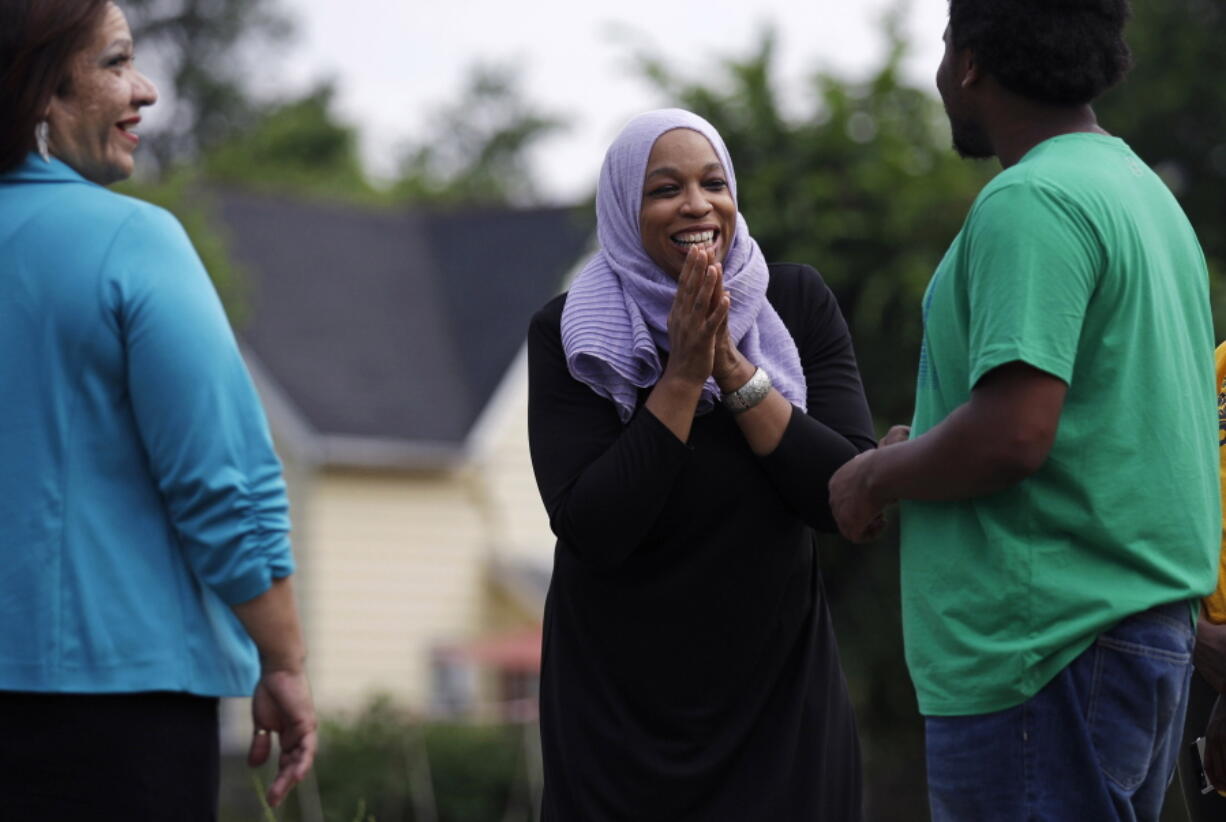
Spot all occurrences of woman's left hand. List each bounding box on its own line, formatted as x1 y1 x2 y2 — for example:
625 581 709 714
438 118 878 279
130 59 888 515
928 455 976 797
710 264 754 393
249 668 318 807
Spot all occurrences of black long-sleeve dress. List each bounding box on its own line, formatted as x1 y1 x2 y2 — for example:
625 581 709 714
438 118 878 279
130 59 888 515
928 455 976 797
528 263 876 822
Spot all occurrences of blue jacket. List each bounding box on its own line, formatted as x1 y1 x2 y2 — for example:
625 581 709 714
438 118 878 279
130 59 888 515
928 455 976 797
0 155 294 697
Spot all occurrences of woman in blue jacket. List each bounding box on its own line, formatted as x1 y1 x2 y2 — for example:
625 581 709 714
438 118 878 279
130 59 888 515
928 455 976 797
0 2 315 817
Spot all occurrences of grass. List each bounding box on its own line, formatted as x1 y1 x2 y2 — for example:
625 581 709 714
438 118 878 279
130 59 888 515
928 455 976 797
248 772 376 822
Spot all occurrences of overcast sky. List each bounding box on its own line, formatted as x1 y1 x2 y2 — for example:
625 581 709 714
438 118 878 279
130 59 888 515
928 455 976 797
234 0 952 201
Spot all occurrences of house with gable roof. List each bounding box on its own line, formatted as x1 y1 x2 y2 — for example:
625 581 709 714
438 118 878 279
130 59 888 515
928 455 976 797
213 189 591 716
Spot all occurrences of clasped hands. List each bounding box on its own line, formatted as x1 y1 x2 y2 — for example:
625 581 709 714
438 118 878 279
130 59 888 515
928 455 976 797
828 424 910 543
663 246 753 392
664 246 908 541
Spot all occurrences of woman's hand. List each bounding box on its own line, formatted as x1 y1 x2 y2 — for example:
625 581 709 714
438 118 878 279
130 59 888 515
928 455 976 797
710 261 756 393
647 246 730 442
662 246 729 387
249 667 318 808
230 577 316 807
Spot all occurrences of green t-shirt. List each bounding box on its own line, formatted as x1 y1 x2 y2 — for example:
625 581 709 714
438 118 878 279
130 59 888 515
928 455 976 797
901 133 1220 716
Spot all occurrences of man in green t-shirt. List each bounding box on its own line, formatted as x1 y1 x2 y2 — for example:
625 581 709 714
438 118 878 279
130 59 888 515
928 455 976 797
829 1 1219 819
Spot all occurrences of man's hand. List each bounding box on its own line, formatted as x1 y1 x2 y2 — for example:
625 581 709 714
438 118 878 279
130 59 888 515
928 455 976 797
828 424 911 542
829 449 886 542
1196 613 1226 695
249 668 317 808
879 425 910 448
1204 695 1226 793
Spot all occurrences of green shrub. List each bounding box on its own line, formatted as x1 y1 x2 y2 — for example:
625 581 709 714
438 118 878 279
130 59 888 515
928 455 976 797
224 696 537 822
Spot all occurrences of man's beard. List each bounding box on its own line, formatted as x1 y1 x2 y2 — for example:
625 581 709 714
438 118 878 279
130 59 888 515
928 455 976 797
949 116 994 160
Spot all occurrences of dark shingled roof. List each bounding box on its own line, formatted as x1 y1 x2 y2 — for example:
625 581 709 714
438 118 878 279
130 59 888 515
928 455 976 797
214 190 591 450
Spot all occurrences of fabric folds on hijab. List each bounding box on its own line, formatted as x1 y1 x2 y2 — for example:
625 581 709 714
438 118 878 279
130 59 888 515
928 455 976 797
560 108 807 423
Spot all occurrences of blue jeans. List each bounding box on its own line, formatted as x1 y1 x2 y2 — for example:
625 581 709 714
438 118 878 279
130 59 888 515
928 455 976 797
925 600 1195 822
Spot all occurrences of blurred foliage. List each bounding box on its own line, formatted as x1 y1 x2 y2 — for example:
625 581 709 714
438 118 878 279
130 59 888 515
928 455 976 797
123 0 293 171
391 64 567 207
203 83 381 203
221 697 537 822
1097 0 1226 334
121 1 562 211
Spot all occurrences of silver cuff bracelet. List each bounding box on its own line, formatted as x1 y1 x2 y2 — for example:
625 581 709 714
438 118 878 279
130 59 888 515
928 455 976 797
721 367 772 414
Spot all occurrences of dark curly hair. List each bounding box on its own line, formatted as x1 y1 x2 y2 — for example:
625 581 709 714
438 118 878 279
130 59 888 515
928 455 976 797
948 0 1133 105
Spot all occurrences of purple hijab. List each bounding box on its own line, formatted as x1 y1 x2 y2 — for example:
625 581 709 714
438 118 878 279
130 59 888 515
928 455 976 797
560 108 807 423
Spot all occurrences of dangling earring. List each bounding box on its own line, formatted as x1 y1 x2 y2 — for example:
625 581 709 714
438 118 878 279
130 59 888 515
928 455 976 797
35 121 51 162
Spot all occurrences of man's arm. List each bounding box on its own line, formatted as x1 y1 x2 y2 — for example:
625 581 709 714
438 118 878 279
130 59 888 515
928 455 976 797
829 361 1067 541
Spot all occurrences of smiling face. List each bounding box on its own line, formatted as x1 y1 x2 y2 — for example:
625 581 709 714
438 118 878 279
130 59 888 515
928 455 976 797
45 3 157 185
638 128 737 280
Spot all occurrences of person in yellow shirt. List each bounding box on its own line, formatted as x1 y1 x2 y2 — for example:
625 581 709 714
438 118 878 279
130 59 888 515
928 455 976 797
1206 342 1226 626
1179 343 1226 817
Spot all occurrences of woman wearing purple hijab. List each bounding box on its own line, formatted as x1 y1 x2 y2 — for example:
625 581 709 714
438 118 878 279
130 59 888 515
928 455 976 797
527 109 874 820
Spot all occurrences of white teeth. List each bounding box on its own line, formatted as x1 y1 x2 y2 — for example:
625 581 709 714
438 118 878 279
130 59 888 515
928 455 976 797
672 230 715 245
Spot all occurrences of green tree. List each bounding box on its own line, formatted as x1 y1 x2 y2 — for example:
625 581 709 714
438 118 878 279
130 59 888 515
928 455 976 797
392 64 567 206
217 698 536 822
1097 0 1226 331
203 83 377 201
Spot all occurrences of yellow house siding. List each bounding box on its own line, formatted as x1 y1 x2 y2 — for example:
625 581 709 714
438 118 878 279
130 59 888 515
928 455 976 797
262 356 560 717
471 352 557 569
301 469 489 714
